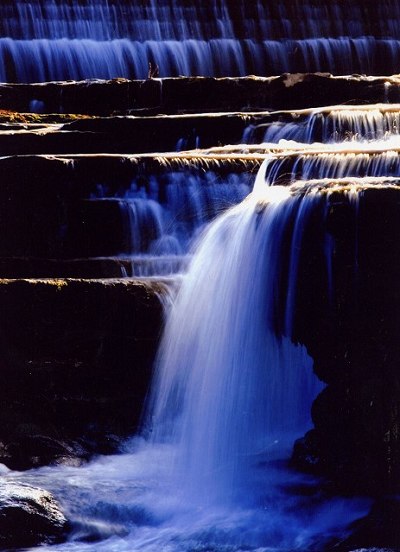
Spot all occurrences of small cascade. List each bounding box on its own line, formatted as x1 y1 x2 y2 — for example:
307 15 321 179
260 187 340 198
93 170 251 275
264 148 400 184
245 105 400 145
317 107 400 142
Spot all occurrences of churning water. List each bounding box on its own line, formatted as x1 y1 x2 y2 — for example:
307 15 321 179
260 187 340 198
6 163 372 551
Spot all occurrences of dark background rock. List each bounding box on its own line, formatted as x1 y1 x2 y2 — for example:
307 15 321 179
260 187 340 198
0 278 167 469
0 75 400 116
291 187 400 495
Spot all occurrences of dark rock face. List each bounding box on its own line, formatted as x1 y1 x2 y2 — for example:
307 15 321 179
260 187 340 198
333 497 400 552
0 278 167 470
0 482 68 549
0 74 400 116
0 114 250 156
292 187 400 495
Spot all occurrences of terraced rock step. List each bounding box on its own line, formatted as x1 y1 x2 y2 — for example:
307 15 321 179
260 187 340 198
0 277 169 470
0 256 189 279
6 103 400 155
1 74 400 116
3 147 400 267
0 112 279 156
0 109 346 156
0 153 256 263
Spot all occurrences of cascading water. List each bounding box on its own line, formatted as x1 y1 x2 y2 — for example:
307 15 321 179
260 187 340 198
78 115 400 279
144 172 324 508
118 170 251 257
90 170 252 276
263 146 400 184
6 164 376 551
4 0 400 81
243 106 400 145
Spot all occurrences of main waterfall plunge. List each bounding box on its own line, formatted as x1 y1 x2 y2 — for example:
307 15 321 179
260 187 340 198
8 163 373 551
145 171 322 508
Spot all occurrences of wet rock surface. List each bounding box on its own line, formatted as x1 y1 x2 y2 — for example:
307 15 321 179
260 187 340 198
0 482 68 549
292 188 400 495
0 278 167 469
0 74 399 116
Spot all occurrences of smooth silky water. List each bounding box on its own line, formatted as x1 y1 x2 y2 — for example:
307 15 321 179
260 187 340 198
1 0 400 547
4 0 400 81
3 162 374 551
87 121 400 278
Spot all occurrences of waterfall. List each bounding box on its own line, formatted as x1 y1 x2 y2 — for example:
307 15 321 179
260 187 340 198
144 172 325 506
3 1 399 547
8 164 373 551
4 0 400 81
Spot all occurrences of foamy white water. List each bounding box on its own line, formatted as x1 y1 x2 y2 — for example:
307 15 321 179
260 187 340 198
11 442 369 551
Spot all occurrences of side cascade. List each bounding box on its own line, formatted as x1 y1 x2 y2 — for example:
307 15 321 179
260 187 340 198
92 169 252 276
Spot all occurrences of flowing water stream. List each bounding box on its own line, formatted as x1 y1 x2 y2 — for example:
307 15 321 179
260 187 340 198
5 159 383 551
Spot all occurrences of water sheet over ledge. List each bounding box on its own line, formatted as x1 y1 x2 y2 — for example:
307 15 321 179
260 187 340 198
3 0 400 81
